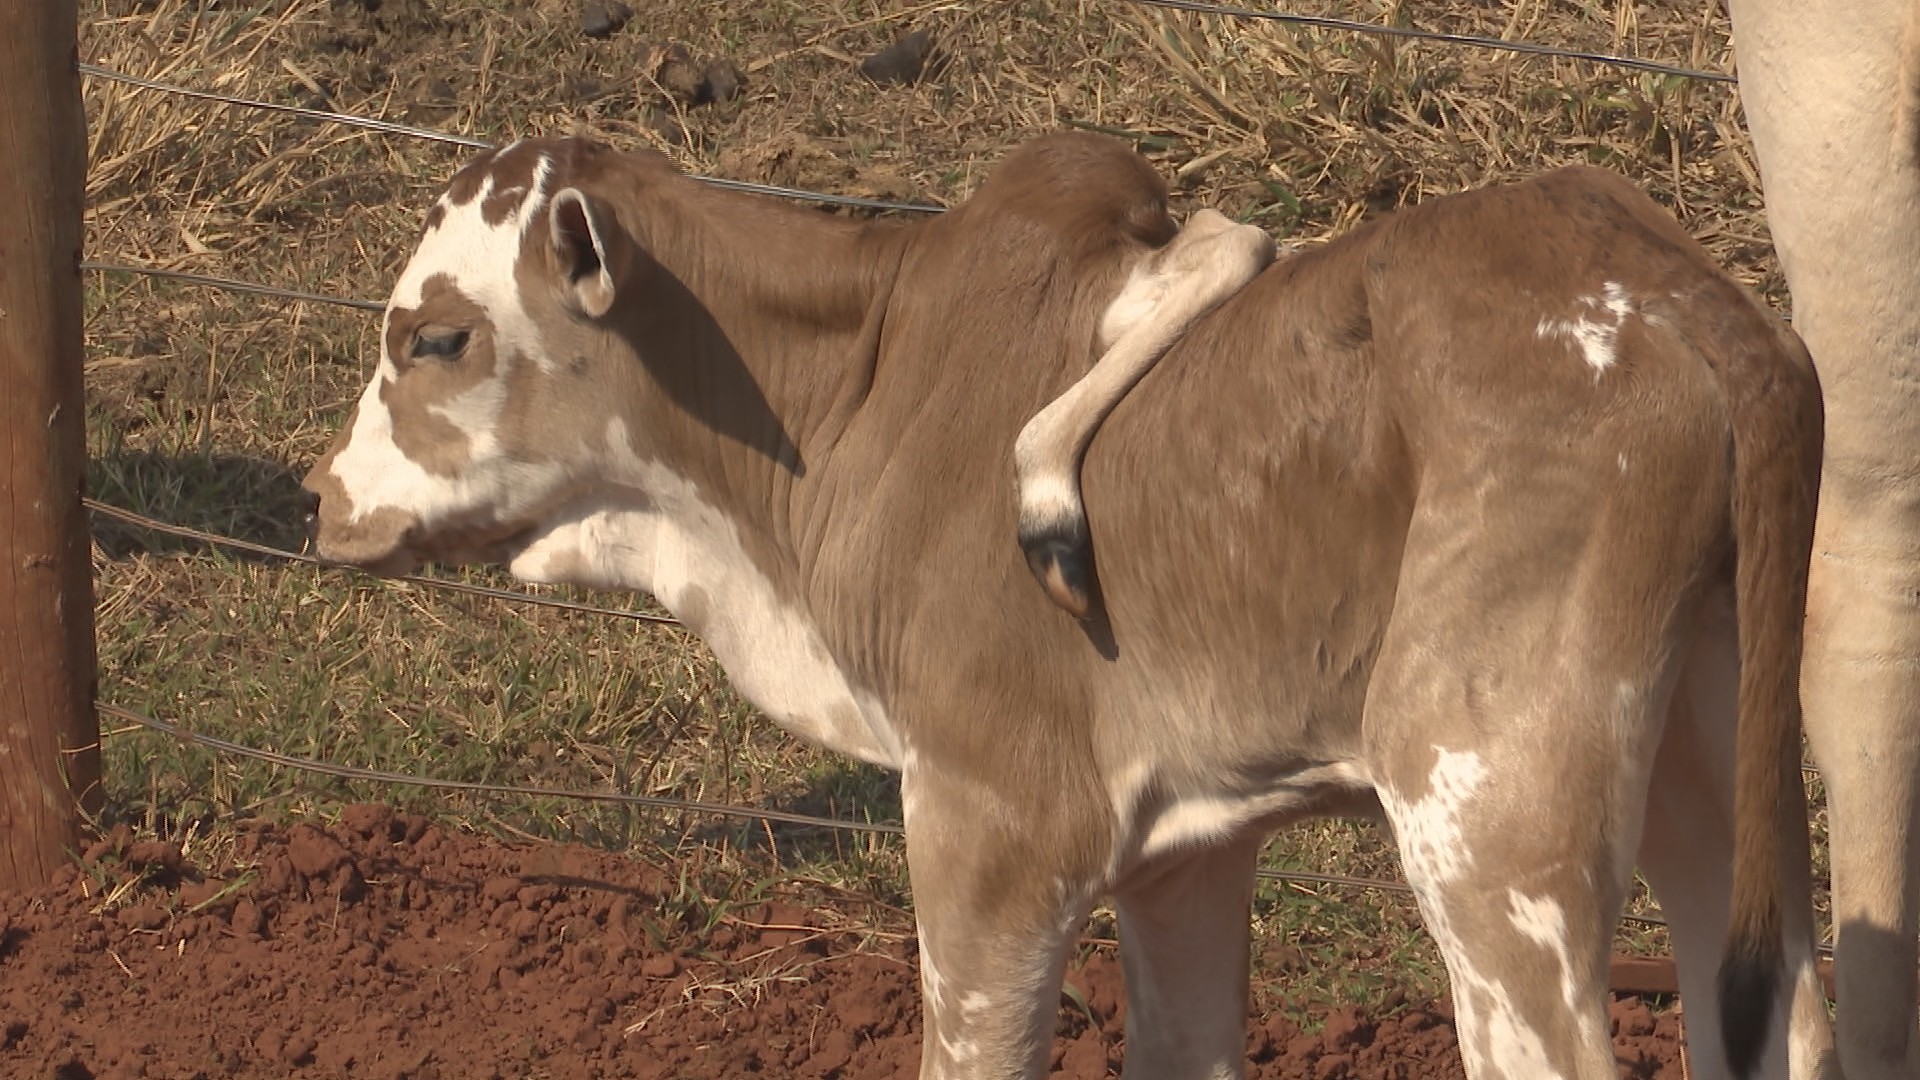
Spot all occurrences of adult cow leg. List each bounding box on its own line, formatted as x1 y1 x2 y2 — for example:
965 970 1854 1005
1636 593 1833 1079
1728 3 1920 1077
902 763 1101 1079
1110 837 1262 1080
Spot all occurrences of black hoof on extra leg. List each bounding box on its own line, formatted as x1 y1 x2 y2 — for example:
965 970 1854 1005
1019 518 1097 620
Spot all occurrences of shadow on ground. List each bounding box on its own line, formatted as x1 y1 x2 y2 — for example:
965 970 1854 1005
88 449 313 559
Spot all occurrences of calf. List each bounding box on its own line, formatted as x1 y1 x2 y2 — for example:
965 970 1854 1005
303 132 1832 1080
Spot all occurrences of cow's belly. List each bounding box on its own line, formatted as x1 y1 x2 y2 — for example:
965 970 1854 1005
508 486 904 770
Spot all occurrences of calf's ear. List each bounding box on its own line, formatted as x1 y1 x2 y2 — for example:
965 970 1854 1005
548 187 625 318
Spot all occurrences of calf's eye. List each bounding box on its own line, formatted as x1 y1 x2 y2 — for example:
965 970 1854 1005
412 328 470 359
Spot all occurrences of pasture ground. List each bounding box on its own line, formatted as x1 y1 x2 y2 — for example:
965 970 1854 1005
0 806 1685 1078
15 0 1817 1073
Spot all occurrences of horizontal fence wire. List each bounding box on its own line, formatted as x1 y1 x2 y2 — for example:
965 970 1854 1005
82 495 1834 790
79 63 946 215
100 698 1686 930
81 261 385 312
76 0 1737 311
85 498 684 627
1122 0 1735 83
97 701 903 834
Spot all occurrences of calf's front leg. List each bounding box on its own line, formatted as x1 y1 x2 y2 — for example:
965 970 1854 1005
903 763 1105 1079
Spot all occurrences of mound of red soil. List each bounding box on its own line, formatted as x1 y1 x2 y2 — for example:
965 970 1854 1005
0 806 1684 1078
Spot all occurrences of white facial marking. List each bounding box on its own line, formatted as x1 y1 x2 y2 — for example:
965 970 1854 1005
394 152 553 366
426 375 509 454
328 373 564 531
509 420 902 768
322 148 564 539
1537 281 1636 376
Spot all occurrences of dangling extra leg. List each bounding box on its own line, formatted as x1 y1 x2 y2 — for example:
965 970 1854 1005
1015 208 1274 617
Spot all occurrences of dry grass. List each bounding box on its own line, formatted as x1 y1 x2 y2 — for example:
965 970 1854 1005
78 0 1799 1017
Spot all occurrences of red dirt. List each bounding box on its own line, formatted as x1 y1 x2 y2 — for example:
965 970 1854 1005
0 806 1686 1079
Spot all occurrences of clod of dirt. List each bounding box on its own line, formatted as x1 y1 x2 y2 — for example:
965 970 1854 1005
1611 996 1684 1079
123 840 183 876
280 1035 318 1068
228 898 266 938
860 28 935 86
338 802 393 839
330 862 367 903
578 0 631 39
80 824 134 865
1320 1005 1375 1052
696 60 745 105
285 824 350 881
115 905 168 932
647 42 704 102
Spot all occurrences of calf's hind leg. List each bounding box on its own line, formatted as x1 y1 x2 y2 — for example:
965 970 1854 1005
1636 594 1832 1079
1375 727 1631 1080
1364 536 1665 1079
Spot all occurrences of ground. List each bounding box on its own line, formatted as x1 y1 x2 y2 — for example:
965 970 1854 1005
1 807 1687 1079
16 0 1821 1075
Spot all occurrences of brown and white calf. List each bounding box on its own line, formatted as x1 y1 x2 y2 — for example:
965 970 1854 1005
303 132 1832 1079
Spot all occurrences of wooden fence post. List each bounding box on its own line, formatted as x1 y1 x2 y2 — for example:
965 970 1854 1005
0 0 101 891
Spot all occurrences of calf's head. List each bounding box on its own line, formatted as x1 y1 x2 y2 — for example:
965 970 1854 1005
303 139 643 576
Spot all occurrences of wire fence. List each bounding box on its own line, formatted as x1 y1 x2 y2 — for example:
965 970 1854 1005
77 0 1735 307
94 700 1684 932
80 63 946 216
75 1 1745 948
1125 0 1734 82
86 498 684 626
